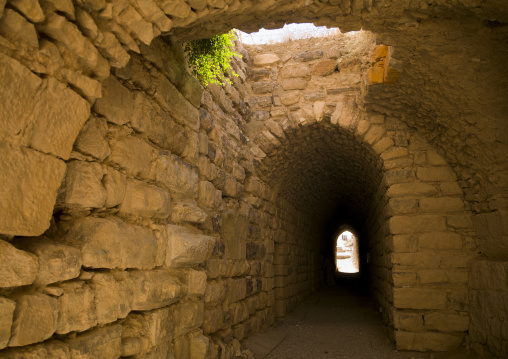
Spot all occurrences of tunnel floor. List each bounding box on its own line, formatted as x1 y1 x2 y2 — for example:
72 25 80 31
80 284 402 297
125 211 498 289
242 280 481 359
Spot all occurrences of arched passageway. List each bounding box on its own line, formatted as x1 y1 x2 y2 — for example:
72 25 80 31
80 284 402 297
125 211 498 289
0 0 506 358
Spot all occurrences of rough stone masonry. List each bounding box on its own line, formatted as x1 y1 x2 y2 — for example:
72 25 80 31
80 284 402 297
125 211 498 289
0 0 507 358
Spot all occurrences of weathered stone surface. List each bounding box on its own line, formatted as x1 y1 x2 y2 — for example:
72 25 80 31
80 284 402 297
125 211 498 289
58 160 106 209
253 54 279 66
228 278 247 303
0 240 38 287
109 136 154 177
0 297 15 349
74 117 110 160
93 76 133 125
158 0 191 18
170 268 207 297
60 217 158 269
163 225 213 267
0 340 69 358
389 215 446 234
311 59 337 76
8 0 45 22
103 167 126 207
149 152 198 198
0 8 39 47
91 271 133 324
280 78 307 90
293 51 323 62
118 179 171 219
9 293 59 346
56 281 97 334
395 331 462 351
114 5 154 45
393 288 447 310
280 64 310 79
13 237 82 286
65 324 122 359
251 81 276 94
171 200 207 223
130 268 182 310
40 13 109 79
155 74 200 131
172 301 205 337
424 312 469 332
220 211 248 260
0 53 90 160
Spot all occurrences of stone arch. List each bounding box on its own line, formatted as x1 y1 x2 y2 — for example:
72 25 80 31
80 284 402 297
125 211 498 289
242 56 477 349
0 0 506 357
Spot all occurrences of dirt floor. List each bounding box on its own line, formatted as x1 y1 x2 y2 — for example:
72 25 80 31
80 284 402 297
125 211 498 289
242 281 482 359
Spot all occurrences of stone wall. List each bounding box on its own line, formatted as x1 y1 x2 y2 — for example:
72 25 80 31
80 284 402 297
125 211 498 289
0 0 506 357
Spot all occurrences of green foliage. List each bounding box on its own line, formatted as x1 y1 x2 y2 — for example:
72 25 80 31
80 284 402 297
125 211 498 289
184 30 241 87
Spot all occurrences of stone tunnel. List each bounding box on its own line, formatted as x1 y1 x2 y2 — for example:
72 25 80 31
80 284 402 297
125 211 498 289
0 0 507 358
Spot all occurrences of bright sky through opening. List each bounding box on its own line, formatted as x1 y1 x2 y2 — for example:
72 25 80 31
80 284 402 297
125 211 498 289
238 23 340 44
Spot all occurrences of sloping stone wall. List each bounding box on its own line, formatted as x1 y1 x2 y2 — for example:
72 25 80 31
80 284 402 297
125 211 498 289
0 0 506 358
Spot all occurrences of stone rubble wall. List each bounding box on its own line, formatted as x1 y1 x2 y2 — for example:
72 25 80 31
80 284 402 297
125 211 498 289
243 37 477 352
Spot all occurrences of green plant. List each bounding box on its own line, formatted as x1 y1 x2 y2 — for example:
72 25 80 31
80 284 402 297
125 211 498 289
184 30 241 87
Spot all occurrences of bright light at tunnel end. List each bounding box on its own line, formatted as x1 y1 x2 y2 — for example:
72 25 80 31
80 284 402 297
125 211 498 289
336 230 360 274
237 23 342 44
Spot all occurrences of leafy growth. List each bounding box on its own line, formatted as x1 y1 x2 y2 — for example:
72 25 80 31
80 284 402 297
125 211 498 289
184 30 241 87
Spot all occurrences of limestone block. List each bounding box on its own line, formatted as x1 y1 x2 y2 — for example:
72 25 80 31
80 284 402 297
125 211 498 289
247 67 270 81
91 271 133 324
419 197 464 213
0 8 39 47
392 252 441 268
395 331 462 351
60 217 158 269
220 211 248 260
313 101 326 122
0 297 15 349
280 63 310 79
416 166 457 182
9 293 59 346
109 136 154 177
56 281 97 334
469 260 508 291
8 0 44 22
391 234 418 253
280 79 307 90
0 240 38 287
387 198 419 215
62 69 103 101
392 309 423 331
203 306 224 334
163 225 213 267
253 54 280 66
149 153 198 198
59 160 106 209
74 117 110 160
227 278 246 303
172 301 204 337
130 269 182 310
118 179 171 219
389 215 446 234
158 0 191 17
155 74 200 131
204 280 226 307
13 237 82 285
179 73 203 108
187 0 207 10
96 31 131 68
198 181 216 208
171 200 207 224
120 337 149 357
131 93 188 155
424 312 469 332
189 331 209 359
386 182 438 197
393 271 417 286
0 340 69 358
93 76 133 125
114 5 154 45
132 0 172 31
251 81 276 94
311 59 337 76
418 232 462 250
279 91 300 106
393 288 447 310
293 51 323 62
123 308 174 351
40 14 109 79
0 52 90 159
170 269 207 297
65 324 122 359
42 0 75 19
103 167 126 207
